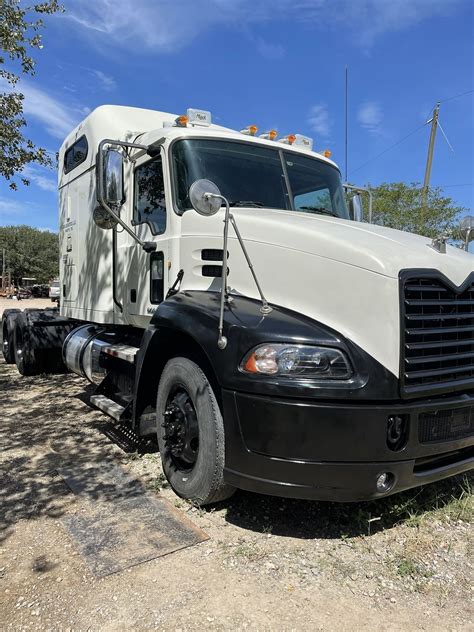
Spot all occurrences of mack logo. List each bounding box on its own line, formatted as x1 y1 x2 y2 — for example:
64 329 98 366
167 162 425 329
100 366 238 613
147 307 157 314
196 113 206 120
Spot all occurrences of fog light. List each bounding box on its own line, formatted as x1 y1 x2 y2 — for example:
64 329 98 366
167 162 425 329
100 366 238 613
376 472 394 493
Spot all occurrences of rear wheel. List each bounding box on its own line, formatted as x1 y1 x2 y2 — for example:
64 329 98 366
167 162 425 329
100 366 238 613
156 357 235 506
2 310 20 364
13 313 44 376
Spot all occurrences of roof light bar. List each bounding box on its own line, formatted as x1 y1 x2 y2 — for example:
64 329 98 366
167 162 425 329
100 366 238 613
241 125 258 136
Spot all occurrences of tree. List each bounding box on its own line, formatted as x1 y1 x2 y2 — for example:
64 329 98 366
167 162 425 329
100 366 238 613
368 182 465 239
0 225 59 284
0 1 63 190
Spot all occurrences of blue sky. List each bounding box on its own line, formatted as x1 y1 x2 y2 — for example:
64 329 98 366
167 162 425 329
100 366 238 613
1 0 473 232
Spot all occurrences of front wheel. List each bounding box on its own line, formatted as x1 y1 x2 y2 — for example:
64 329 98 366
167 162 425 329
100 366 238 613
156 357 235 506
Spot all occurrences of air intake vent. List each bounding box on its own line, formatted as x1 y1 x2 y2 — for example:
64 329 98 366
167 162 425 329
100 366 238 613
202 265 229 278
202 249 225 261
401 274 474 396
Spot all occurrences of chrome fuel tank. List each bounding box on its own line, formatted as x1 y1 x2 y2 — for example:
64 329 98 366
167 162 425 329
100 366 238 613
62 324 111 383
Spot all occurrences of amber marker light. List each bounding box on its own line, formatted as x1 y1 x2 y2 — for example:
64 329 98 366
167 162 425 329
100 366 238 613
259 129 278 141
280 134 296 145
323 149 332 158
240 125 258 136
175 115 189 127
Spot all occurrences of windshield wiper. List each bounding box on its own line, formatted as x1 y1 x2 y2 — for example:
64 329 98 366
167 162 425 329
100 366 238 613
229 200 264 208
298 206 338 218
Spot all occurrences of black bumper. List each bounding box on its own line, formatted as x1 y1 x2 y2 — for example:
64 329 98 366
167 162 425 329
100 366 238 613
222 390 474 501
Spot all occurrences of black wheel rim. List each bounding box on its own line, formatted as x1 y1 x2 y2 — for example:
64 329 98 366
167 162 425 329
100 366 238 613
162 385 199 470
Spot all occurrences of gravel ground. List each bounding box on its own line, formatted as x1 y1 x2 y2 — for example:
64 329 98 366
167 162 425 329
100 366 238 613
0 302 473 630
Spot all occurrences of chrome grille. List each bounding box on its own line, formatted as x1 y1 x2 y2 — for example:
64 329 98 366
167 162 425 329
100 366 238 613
402 275 474 394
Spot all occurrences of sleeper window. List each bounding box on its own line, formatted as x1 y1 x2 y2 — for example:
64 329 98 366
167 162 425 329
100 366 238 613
64 135 88 174
134 156 167 235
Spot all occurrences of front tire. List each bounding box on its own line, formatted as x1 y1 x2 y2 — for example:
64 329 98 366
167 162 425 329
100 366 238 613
156 357 235 506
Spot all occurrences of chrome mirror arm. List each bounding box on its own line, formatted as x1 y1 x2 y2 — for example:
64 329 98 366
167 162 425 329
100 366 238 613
204 192 272 350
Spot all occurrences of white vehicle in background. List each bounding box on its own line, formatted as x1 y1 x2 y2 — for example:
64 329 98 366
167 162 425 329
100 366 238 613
49 278 60 302
2 105 473 507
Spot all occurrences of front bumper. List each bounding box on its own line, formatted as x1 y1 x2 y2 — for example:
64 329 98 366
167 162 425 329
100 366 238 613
222 389 474 501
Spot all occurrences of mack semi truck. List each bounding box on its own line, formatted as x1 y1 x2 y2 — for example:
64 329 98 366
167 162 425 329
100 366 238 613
2 105 473 505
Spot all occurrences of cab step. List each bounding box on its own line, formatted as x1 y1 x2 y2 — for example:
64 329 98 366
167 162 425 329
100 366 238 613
102 343 139 363
90 394 126 421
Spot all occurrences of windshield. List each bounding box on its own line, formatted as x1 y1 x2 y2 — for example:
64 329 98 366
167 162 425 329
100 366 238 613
172 139 349 219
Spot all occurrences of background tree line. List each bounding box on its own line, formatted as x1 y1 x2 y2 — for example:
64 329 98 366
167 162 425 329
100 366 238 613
0 225 58 285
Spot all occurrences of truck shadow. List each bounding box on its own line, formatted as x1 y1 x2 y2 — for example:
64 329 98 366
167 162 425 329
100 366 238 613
1 357 471 545
222 473 472 539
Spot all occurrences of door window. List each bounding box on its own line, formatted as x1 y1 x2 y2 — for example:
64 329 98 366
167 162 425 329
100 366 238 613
134 156 167 235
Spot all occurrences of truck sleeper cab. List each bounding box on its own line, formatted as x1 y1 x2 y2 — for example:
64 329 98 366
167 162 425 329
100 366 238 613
3 105 473 506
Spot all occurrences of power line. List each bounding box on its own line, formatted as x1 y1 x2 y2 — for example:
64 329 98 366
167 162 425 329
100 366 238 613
439 89 474 104
350 122 426 176
436 183 474 188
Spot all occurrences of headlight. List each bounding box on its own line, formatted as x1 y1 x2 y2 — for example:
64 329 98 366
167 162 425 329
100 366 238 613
240 344 353 379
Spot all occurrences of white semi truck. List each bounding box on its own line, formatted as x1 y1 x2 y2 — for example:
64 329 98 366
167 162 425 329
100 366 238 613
2 105 473 505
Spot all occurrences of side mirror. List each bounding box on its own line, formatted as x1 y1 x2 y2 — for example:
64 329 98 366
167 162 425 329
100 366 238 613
189 179 222 216
103 148 124 206
349 194 363 222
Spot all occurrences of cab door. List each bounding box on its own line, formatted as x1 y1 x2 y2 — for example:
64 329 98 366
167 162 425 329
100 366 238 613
123 150 170 325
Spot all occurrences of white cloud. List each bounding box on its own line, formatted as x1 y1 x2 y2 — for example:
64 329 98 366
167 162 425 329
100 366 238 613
307 104 332 140
1 78 84 140
255 37 285 60
22 166 57 193
0 197 24 217
92 70 116 91
63 0 463 52
21 83 81 139
357 101 383 134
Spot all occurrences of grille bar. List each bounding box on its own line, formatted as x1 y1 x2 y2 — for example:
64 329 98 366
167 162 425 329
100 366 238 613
406 325 474 336
406 339 474 351
406 312 473 322
406 351 474 365
406 299 474 307
402 275 474 392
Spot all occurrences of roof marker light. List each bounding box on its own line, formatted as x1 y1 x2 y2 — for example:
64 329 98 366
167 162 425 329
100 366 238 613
175 115 189 127
241 125 258 136
322 149 332 158
280 134 296 145
259 130 278 141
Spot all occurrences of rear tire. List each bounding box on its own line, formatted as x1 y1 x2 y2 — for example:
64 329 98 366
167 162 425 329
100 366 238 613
13 313 44 376
156 357 235 506
2 310 20 364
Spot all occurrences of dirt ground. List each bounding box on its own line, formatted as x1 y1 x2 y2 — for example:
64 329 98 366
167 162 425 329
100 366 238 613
1 300 473 630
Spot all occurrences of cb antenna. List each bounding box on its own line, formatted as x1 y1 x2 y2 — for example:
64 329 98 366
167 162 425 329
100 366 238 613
345 66 348 182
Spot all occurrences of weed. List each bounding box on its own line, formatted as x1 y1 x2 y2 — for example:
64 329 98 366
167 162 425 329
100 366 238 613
232 543 268 562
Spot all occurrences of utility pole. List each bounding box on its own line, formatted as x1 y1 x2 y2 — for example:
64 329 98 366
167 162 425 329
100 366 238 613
421 102 440 209
1 248 4 291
